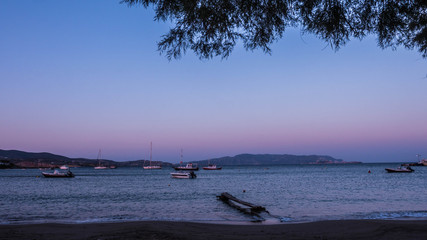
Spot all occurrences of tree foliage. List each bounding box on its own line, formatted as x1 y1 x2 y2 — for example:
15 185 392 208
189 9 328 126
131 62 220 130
122 0 427 60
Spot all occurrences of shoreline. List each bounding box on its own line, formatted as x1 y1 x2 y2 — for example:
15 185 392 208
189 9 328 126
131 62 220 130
1 219 426 240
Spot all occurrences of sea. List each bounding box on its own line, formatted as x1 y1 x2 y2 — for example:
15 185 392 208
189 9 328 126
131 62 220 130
1 163 426 225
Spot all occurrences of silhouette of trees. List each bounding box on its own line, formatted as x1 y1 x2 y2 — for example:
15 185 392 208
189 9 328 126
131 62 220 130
122 0 427 60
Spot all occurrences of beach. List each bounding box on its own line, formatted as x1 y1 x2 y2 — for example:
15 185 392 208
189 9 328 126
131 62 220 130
1 220 426 240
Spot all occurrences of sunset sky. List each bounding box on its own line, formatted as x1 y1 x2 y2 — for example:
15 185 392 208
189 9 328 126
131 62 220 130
1 0 426 163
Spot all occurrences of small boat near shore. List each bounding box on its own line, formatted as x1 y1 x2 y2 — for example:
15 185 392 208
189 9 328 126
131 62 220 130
385 166 414 173
42 169 75 178
170 171 197 179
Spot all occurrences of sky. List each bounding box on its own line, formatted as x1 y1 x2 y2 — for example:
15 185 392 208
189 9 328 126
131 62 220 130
1 0 426 163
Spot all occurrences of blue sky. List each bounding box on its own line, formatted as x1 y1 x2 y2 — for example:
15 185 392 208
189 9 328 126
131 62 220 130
1 0 426 163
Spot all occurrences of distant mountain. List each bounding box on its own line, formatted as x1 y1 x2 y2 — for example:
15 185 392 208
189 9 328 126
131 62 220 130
0 149 172 168
193 154 360 166
0 149 359 169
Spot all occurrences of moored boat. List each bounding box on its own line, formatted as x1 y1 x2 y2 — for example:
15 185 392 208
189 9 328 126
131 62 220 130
42 169 75 178
144 165 162 169
94 149 108 169
174 148 198 170
174 163 199 171
170 171 197 179
203 164 222 170
59 165 69 170
385 166 414 173
143 142 162 169
94 166 108 170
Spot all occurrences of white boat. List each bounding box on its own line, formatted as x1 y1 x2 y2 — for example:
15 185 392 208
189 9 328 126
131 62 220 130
94 149 108 170
414 154 427 166
59 165 69 170
143 142 162 169
170 171 197 179
94 166 108 169
144 165 162 169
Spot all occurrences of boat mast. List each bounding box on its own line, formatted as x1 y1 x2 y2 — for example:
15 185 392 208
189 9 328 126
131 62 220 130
150 142 152 167
97 149 102 167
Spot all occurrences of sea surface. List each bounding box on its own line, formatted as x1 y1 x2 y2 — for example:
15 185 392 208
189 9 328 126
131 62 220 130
1 163 426 224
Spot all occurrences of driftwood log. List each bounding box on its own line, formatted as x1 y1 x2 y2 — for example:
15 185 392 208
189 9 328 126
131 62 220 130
217 192 267 221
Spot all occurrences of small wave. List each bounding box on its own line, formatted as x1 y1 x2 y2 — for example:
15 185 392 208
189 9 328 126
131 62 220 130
363 211 427 220
279 217 293 222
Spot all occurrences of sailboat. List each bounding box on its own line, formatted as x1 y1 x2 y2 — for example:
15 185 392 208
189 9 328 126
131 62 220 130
94 149 107 170
143 142 162 169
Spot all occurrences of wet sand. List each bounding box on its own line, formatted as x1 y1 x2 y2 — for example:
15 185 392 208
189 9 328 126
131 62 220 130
0 220 426 240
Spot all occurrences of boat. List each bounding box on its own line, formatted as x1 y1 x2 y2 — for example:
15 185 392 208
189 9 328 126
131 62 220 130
418 159 427 166
203 164 222 170
410 154 427 166
203 159 222 170
94 166 108 169
59 165 69 170
174 149 199 170
42 169 75 178
170 171 197 179
144 165 162 169
143 142 161 169
385 166 414 173
174 163 199 171
94 149 108 169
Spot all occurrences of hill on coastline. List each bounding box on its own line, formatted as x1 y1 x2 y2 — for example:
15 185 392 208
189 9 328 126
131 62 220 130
0 149 170 168
0 149 359 169
193 153 358 166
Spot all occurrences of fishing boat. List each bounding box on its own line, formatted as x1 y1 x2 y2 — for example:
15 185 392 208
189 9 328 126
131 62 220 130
143 142 161 169
94 149 108 169
170 171 197 179
385 166 414 173
203 164 222 170
42 169 74 178
174 163 199 171
173 149 199 170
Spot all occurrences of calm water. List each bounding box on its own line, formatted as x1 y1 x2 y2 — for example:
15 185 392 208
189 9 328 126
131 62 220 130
1 164 426 224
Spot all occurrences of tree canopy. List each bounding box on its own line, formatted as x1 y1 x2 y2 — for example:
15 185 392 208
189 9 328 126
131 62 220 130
122 0 427 60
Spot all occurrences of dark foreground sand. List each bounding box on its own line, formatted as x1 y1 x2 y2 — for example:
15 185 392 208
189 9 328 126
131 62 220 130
1 220 426 240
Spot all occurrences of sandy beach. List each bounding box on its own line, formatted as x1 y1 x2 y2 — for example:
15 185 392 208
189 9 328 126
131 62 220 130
1 220 426 240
